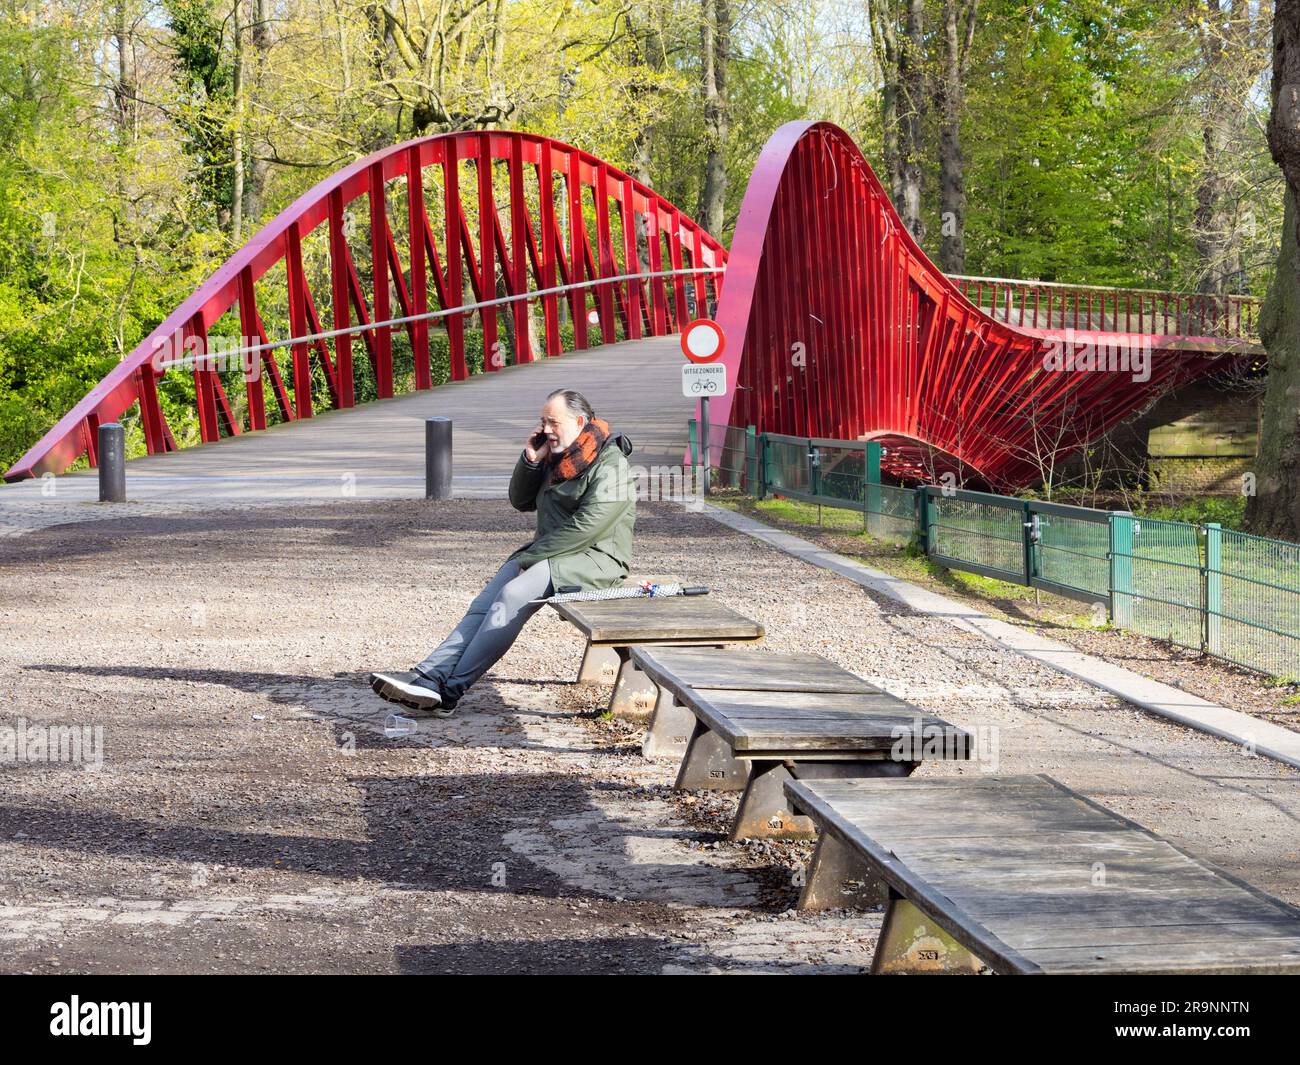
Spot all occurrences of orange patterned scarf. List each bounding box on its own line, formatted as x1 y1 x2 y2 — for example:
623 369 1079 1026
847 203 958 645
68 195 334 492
549 418 611 484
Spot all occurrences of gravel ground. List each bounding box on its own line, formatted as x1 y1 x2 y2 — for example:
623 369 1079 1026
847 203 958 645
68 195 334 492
716 493 1300 732
0 498 1297 974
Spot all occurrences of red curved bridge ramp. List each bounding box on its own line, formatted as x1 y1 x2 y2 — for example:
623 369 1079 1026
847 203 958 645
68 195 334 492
707 121 1259 489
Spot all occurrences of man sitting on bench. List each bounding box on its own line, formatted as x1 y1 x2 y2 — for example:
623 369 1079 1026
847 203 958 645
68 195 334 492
370 388 636 716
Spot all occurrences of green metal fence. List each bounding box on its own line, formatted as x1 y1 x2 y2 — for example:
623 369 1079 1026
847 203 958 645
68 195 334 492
698 424 1300 681
869 483 919 543
1111 516 1205 650
923 487 1028 583
1031 500 1112 605
1212 527 1300 678
762 433 816 501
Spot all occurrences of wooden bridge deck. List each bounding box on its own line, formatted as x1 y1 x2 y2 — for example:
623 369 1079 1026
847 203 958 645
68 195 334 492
0 336 695 531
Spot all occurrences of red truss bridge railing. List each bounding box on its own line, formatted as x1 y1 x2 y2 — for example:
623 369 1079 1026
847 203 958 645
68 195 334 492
5 131 726 482
951 275 1262 352
706 120 1260 490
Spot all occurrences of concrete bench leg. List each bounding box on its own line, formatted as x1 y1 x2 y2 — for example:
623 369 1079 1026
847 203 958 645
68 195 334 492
730 762 816 840
674 719 749 792
798 832 887 911
577 641 622 685
731 759 918 841
871 896 987 975
607 656 660 718
642 690 696 760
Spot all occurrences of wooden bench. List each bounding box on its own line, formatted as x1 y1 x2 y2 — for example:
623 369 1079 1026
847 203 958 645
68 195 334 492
549 597 763 710
630 645 883 760
668 677 971 841
785 774 1300 975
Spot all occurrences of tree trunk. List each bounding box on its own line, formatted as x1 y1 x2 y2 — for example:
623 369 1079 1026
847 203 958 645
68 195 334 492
1193 1 1246 295
699 0 730 237
629 8 667 290
1245 1 1300 538
113 0 137 143
937 0 977 273
868 2 903 217
630 7 667 187
1194 112 1236 294
897 0 926 242
881 76 902 208
244 0 271 227
231 0 245 241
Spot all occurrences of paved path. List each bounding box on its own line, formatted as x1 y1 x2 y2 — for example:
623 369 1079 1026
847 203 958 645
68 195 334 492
1 336 695 537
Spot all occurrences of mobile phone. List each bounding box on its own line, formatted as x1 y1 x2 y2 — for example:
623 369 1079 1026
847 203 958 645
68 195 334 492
529 430 548 448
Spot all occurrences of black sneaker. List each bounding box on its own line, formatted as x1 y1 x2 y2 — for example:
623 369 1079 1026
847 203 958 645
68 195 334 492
368 672 454 717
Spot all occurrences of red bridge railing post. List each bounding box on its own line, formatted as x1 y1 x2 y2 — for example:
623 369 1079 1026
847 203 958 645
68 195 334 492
407 143 431 388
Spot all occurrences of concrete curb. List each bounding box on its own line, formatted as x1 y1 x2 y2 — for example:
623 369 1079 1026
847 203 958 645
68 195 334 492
703 502 1300 772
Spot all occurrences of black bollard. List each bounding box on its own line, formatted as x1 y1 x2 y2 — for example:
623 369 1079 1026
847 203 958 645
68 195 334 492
98 422 126 502
425 416 452 500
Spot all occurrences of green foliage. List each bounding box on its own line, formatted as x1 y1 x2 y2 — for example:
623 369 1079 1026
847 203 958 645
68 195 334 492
1138 494 1248 528
958 0 1267 291
164 0 236 221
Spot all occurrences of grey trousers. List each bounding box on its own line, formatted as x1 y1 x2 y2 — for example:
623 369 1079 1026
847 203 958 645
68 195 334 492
413 557 553 701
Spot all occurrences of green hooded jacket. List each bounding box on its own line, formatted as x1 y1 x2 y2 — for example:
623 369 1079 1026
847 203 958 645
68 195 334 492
507 431 637 591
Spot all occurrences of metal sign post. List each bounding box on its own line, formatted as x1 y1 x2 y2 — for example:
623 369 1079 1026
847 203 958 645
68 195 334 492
701 395 710 495
681 319 727 498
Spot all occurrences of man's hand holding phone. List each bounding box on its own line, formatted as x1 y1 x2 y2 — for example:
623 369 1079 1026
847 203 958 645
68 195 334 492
524 424 552 464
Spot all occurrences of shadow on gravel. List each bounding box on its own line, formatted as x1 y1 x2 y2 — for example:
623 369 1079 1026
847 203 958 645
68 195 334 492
0 771 620 901
0 502 536 566
23 663 608 755
394 937 671 975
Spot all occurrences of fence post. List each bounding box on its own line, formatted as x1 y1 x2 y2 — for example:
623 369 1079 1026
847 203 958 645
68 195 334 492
916 487 932 555
759 434 769 499
687 417 698 468
865 440 882 538
745 425 758 497
1021 499 1035 586
1109 512 1135 628
1204 522 1222 657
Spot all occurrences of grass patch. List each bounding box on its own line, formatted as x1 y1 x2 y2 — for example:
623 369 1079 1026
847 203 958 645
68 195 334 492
1137 495 1247 528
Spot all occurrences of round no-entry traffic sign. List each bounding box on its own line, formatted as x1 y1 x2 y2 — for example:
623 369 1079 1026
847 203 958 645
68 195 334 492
681 318 725 363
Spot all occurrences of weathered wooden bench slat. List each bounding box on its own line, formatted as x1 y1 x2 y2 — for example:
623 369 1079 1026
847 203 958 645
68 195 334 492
980 919 1300 952
888 828 1178 856
687 689 965 754
797 809 1112 837
550 595 764 699
630 645 880 694
553 598 765 643
714 710 925 724
940 894 1300 921
785 774 1300 975
632 646 890 759
902 851 1216 878
903 870 1237 901
806 780 1091 811
1026 938 1300 976
978 906 1296 931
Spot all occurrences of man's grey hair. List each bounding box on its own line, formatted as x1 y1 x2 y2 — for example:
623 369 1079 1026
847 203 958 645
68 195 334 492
546 388 594 421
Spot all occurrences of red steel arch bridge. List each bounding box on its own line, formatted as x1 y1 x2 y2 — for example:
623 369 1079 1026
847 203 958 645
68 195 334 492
4 123 1261 491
